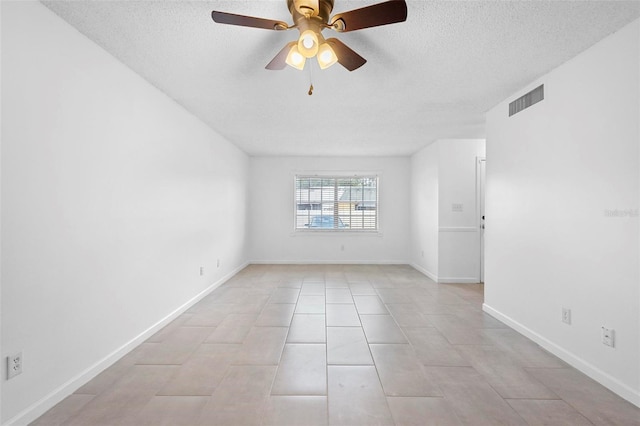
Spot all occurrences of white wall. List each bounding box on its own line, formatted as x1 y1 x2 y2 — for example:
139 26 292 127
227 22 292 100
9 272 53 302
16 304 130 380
1 2 249 423
484 19 639 405
410 143 439 279
410 139 485 283
0 0 4 420
249 156 410 263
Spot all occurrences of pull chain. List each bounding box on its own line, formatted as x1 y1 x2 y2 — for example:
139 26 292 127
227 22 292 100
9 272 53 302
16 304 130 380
308 61 314 96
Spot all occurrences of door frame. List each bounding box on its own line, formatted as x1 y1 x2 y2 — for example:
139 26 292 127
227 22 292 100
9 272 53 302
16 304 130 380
476 157 486 283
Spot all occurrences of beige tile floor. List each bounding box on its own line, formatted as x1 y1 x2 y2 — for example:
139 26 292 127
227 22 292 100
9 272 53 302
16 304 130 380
32 264 640 425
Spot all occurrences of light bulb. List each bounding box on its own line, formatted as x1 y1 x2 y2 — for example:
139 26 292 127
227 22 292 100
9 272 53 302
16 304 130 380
297 30 319 58
302 35 314 49
317 43 338 69
292 52 304 65
285 45 306 70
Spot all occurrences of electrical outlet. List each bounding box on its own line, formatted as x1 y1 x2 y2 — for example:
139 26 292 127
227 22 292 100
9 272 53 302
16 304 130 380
216 259 220 268
602 327 615 347
199 266 204 276
562 308 571 325
7 352 22 380
341 244 345 251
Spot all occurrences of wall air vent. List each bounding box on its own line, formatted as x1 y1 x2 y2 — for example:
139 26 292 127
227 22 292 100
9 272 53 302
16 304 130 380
509 84 544 117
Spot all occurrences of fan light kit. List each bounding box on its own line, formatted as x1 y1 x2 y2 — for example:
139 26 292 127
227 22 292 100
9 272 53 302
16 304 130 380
211 0 407 72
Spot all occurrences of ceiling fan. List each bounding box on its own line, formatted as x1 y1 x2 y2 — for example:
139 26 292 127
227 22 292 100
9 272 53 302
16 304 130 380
211 0 408 72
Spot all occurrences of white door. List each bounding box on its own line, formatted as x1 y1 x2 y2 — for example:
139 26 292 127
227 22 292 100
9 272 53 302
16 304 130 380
479 158 486 283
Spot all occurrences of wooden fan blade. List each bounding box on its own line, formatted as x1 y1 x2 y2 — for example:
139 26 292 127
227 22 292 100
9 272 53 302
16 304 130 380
329 0 407 32
266 42 296 70
326 38 367 71
211 11 289 30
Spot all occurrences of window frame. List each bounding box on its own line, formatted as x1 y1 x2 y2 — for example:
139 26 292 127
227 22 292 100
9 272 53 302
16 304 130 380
293 174 380 233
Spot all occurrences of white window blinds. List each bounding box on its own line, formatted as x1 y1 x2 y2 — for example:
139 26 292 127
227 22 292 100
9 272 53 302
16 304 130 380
295 176 378 231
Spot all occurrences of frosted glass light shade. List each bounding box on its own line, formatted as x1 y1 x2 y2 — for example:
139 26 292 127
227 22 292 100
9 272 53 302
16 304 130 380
285 45 306 70
298 30 319 58
317 43 338 69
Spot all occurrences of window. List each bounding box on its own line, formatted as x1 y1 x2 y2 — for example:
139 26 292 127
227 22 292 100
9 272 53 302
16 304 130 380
295 175 378 231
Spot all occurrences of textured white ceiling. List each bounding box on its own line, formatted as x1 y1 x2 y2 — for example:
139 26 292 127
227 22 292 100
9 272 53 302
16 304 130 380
43 0 640 156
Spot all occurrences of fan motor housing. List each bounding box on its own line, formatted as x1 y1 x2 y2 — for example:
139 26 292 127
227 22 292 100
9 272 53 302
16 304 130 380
288 0 334 24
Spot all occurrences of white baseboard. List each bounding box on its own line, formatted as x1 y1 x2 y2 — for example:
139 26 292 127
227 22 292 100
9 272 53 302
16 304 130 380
482 303 640 408
438 277 480 284
408 263 479 284
409 263 438 282
249 260 408 265
5 262 249 426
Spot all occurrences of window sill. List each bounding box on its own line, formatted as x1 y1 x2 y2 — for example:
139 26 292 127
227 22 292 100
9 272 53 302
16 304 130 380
290 230 383 237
